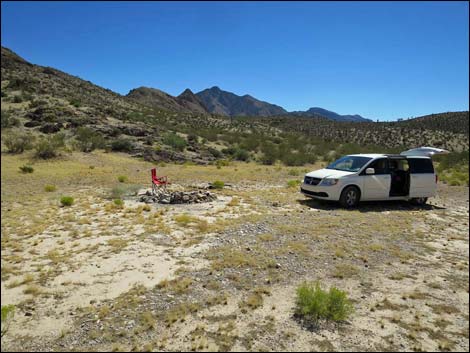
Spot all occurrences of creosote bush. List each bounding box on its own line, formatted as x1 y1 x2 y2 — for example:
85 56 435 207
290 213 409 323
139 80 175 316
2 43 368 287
117 175 128 183
163 132 187 151
44 185 56 192
295 281 353 324
34 133 65 159
212 180 224 189
60 196 74 207
4 131 35 153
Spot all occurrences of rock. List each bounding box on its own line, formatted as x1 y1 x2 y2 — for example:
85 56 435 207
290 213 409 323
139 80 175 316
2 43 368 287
39 123 62 134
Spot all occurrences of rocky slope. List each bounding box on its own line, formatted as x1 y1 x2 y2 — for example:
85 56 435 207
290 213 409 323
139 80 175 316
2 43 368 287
196 86 287 117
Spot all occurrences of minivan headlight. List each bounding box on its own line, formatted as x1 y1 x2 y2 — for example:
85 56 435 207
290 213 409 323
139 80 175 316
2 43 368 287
320 178 339 186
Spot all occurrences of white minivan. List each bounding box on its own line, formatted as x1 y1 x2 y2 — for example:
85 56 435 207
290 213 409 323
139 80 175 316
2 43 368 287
301 147 448 208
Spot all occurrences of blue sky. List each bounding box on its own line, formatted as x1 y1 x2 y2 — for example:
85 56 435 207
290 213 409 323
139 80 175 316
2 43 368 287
1 1 469 121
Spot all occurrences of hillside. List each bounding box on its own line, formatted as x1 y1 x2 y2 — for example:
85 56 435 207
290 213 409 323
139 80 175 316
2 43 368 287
1 46 469 167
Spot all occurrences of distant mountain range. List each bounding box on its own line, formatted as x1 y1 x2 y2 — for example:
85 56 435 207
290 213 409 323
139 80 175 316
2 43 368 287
127 85 371 122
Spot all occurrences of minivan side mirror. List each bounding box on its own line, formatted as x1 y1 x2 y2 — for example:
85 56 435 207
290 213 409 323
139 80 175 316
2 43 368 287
365 168 375 175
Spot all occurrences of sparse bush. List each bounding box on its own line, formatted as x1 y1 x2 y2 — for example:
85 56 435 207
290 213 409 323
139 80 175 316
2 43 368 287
44 185 56 192
110 184 141 199
74 127 105 152
117 175 128 183
287 179 301 188
163 132 186 151
4 131 35 153
110 138 133 152
208 147 223 158
215 159 230 169
1 304 15 337
1 110 20 129
295 281 353 324
34 133 65 159
60 196 74 206
113 199 124 207
212 180 224 189
69 98 81 107
19 165 34 173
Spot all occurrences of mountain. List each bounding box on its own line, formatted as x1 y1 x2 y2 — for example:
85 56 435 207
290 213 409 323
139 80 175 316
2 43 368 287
175 89 208 114
196 86 287 117
290 107 371 122
126 87 208 114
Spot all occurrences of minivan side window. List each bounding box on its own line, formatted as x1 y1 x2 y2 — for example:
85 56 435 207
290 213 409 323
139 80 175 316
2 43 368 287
408 158 434 173
364 158 389 174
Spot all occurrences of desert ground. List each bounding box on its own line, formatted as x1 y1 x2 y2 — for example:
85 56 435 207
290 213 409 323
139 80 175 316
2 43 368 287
1 151 469 352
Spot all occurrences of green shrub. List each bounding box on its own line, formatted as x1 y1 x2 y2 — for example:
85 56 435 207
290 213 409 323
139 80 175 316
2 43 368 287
44 185 56 192
113 199 124 207
208 147 223 158
1 110 20 129
212 180 225 189
12 95 23 103
19 165 34 173
163 132 187 151
74 127 105 152
295 281 353 324
215 159 230 169
110 138 133 152
287 179 301 188
4 132 35 153
1 304 15 337
117 175 128 183
60 196 74 206
34 133 65 159
69 98 81 107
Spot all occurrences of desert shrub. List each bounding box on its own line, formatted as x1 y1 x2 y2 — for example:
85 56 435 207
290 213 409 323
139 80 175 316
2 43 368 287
288 169 300 176
234 148 250 161
12 95 23 103
1 304 15 337
113 199 124 207
4 131 35 153
215 159 230 169
163 132 186 151
187 134 198 144
74 127 105 152
44 185 56 192
19 165 34 173
117 175 128 183
208 147 223 158
110 138 133 152
295 281 353 324
34 133 65 159
287 179 301 188
60 196 74 206
69 98 81 107
1 110 20 129
212 180 225 189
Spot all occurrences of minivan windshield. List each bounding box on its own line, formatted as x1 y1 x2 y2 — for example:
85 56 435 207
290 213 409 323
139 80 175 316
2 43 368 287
326 156 372 172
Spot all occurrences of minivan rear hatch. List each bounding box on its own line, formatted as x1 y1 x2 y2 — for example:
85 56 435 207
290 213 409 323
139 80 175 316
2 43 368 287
400 146 449 157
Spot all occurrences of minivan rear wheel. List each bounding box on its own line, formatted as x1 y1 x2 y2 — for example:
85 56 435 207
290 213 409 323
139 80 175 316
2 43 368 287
339 186 360 208
410 197 428 206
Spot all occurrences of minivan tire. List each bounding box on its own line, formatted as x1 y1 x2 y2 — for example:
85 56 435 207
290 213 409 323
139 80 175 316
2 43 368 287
410 197 428 206
339 186 361 208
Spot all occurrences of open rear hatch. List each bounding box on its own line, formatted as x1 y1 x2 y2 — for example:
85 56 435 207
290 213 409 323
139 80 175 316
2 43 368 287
400 146 449 157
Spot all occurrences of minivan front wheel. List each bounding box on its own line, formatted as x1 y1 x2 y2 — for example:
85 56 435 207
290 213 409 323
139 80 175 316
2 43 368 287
339 186 360 208
410 197 428 206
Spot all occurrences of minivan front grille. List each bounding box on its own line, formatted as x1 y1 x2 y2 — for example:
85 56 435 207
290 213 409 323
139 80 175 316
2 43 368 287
304 176 322 185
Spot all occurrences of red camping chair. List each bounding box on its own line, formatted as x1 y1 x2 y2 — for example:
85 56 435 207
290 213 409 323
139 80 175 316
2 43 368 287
151 168 169 193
